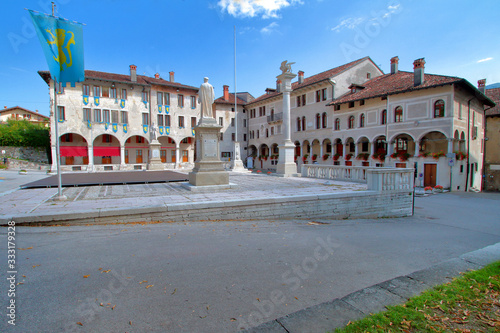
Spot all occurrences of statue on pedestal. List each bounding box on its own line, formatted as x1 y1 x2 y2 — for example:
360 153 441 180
150 122 157 142
199 77 215 118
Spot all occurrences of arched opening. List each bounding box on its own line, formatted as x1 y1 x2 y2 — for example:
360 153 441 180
158 136 176 164
94 134 121 166
302 140 311 163
311 139 321 161
419 131 448 156
59 133 88 166
322 138 332 161
294 141 301 161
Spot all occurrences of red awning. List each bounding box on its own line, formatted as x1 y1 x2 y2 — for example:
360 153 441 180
93 146 120 156
60 146 88 157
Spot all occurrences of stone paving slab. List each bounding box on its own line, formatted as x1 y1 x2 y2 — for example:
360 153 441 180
407 257 482 287
376 276 430 300
341 285 404 315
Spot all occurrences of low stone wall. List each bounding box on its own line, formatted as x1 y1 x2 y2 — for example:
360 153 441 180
3 190 413 226
0 146 49 163
5 159 50 171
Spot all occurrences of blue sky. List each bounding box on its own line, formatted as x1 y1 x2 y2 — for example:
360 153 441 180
1 0 499 117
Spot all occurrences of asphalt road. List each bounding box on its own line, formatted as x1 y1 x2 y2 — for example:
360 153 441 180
1 192 499 333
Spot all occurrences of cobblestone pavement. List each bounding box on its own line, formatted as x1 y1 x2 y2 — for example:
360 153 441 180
0 171 366 218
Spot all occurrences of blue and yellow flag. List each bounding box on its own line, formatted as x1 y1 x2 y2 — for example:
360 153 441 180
87 119 92 129
120 99 125 108
112 123 118 133
29 10 84 86
123 124 128 133
158 105 162 113
143 100 148 109
165 106 170 114
94 96 100 106
192 128 195 136
159 126 164 135
165 126 170 135
105 122 109 130
143 124 148 134
83 95 89 105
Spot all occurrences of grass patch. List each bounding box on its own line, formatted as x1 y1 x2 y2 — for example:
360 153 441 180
334 261 500 333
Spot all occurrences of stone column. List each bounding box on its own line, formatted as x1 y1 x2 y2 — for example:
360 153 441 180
414 140 421 157
50 145 57 172
276 68 299 177
447 138 453 154
88 146 94 172
175 143 180 169
120 145 126 168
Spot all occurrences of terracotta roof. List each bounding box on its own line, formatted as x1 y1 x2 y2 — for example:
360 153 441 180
214 93 246 105
38 70 198 91
247 56 377 106
327 71 495 107
486 88 500 116
0 106 49 119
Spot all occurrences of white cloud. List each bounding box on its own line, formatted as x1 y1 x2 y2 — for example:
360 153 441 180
261 22 279 34
331 17 365 32
477 57 493 63
218 0 302 19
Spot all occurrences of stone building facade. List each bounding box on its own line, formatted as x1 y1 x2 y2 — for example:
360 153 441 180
485 87 500 191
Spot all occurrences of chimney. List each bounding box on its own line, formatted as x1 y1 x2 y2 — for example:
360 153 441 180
390 56 399 74
169 71 175 82
276 79 282 93
223 85 229 101
130 65 137 82
477 79 486 94
298 71 304 84
154 73 160 79
413 58 425 86
36 109 39 113
4 106 6 109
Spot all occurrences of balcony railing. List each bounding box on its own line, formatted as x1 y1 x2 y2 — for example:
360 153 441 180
267 113 283 123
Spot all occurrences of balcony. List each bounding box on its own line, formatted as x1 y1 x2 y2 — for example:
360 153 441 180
267 112 283 123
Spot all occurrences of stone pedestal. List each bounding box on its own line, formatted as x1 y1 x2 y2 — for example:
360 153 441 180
189 118 229 186
148 140 164 170
231 141 248 172
276 140 300 177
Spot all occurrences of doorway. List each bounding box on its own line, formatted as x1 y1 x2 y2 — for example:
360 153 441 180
424 163 437 187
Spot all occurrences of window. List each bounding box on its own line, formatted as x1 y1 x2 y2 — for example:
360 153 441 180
178 116 185 128
142 113 149 125
394 138 408 153
322 88 327 101
394 106 403 122
243 133 247 141
111 110 119 123
243 119 247 127
360 100 365 106
220 133 224 141
121 88 127 100
232 133 235 141
257 130 259 139
334 118 340 131
82 84 90 96
142 91 149 103
83 108 91 122
164 92 170 105
102 87 109 98
316 90 321 103
157 92 163 105
191 117 197 128
322 112 327 128
56 82 64 94
165 115 171 126
103 109 110 123
296 96 301 107
190 96 196 108
359 114 365 128
102 134 112 143
93 86 100 97
110 87 117 99
231 118 235 127
316 113 321 129
271 127 275 136
381 109 387 125
178 94 184 107
348 116 355 129
334 104 341 111
219 117 223 126
158 114 164 127
94 109 101 123
349 101 355 108
434 100 445 118
297 117 301 131
302 94 306 106
120 111 128 124
302 116 306 131
266 129 269 138
367 72 371 79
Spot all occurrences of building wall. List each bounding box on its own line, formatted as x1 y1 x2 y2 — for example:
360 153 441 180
484 116 500 191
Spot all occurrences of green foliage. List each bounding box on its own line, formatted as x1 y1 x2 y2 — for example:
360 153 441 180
0 119 50 148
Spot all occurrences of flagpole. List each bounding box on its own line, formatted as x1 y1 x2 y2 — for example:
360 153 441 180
234 25 237 156
53 79 65 200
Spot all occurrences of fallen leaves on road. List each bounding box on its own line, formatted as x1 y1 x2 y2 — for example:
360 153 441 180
18 247 33 250
32 265 40 268
145 285 153 289
139 280 148 284
83 275 90 278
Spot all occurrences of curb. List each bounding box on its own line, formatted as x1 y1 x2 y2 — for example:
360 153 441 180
243 242 500 333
